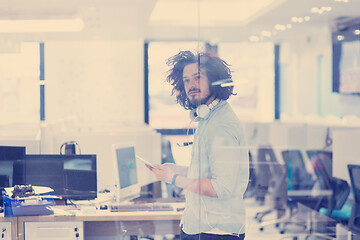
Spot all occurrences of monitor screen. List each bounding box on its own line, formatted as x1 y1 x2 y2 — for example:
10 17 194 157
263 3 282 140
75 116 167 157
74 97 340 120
23 158 65 196
25 154 97 200
0 146 26 187
112 144 140 202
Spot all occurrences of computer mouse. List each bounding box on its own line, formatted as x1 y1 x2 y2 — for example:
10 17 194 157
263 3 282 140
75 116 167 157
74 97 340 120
99 189 110 193
99 205 108 210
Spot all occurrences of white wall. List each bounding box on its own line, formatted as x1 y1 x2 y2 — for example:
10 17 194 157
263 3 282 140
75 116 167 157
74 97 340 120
333 128 360 182
45 40 144 125
0 42 40 124
280 27 342 119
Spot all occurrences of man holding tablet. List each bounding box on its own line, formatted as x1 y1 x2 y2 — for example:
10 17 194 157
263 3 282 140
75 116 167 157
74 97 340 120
147 51 249 240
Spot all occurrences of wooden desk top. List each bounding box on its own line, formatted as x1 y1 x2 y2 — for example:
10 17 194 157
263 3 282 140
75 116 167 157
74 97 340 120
17 202 184 222
18 210 183 222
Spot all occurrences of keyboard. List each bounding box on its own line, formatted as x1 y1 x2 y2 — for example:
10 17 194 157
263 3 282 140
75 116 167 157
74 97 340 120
52 205 81 211
110 203 174 212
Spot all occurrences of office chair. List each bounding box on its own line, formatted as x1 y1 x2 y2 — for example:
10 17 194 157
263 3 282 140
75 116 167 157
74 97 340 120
258 150 316 234
347 164 360 234
307 150 351 223
307 150 332 177
255 147 288 226
276 150 350 238
260 150 325 237
285 150 315 191
253 146 272 206
244 151 257 198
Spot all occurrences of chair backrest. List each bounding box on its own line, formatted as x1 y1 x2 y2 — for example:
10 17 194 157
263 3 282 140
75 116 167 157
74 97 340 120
348 164 360 205
258 147 287 206
306 150 333 190
347 164 360 232
258 147 284 176
305 150 349 214
282 150 315 190
307 150 332 177
255 147 272 189
331 177 351 211
243 151 256 198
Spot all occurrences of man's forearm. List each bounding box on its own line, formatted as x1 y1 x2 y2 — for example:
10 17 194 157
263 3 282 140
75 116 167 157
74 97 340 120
174 165 188 176
174 175 218 197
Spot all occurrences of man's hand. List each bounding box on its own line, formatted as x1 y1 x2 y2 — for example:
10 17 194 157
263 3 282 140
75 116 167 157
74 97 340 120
151 163 176 184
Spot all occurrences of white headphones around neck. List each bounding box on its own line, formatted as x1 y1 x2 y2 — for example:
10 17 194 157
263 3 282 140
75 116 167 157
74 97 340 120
189 98 220 122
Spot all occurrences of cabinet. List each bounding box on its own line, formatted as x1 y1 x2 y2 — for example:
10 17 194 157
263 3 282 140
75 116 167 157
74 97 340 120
0 222 11 240
24 221 83 240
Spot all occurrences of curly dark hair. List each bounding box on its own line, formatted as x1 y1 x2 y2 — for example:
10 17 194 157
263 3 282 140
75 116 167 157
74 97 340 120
166 50 235 110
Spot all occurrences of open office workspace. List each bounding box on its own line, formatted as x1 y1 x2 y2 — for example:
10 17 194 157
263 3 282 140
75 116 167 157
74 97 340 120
1 0 360 239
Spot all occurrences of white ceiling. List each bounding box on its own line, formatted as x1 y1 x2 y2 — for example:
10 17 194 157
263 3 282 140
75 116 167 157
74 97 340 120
0 0 359 42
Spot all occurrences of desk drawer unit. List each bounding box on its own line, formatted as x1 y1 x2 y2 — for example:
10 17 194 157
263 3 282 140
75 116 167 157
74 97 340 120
24 221 83 240
0 222 11 240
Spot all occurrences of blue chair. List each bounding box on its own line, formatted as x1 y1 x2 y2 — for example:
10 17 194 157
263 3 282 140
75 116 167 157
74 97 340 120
347 164 360 234
307 150 351 223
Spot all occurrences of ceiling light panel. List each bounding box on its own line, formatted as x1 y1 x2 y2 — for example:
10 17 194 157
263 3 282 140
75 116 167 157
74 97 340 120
149 0 282 27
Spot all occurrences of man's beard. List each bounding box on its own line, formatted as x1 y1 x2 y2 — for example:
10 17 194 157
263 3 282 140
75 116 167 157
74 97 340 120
189 90 214 109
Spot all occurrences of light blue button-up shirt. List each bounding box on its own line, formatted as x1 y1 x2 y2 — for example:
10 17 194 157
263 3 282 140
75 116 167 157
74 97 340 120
180 100 249 235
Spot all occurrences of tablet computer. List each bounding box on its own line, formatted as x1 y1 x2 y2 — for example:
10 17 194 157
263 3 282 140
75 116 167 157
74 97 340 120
136 155 157 169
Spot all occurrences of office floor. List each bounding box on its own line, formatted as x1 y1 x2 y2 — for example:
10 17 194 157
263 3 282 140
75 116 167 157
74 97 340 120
147 198 328 240
243 198 315 240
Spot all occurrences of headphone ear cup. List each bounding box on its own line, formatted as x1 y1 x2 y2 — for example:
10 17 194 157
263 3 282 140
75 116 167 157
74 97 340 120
196 105 210 119
190 109 200 122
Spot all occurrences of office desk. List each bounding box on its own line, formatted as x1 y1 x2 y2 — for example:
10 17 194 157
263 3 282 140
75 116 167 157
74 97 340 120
282 202 338 239
288 189 333 197
17 207 183 240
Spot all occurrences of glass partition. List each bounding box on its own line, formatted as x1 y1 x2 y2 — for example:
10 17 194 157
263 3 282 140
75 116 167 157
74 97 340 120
0 0 359 239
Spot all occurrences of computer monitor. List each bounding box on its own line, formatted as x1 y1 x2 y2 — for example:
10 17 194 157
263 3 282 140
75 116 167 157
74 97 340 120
0 146 26 187
25 154 97 200
112 144 141 202
0 146 26 209
23 158 65 196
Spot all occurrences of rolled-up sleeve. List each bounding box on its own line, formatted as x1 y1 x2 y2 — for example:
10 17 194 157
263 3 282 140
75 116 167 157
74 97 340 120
207 125 249 199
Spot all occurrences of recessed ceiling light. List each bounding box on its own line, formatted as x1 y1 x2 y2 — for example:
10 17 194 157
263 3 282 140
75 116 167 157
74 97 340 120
261 30 272 37
337 35 345 41
321 6 332 12
286 24 292 29
311 7 319 13
275 24 286 31
304 16 311 21
249 36 260 42
354 29 360 35
291 17 298 22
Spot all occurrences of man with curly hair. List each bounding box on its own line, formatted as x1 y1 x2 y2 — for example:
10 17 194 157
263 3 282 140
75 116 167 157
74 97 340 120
149 50 249 240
